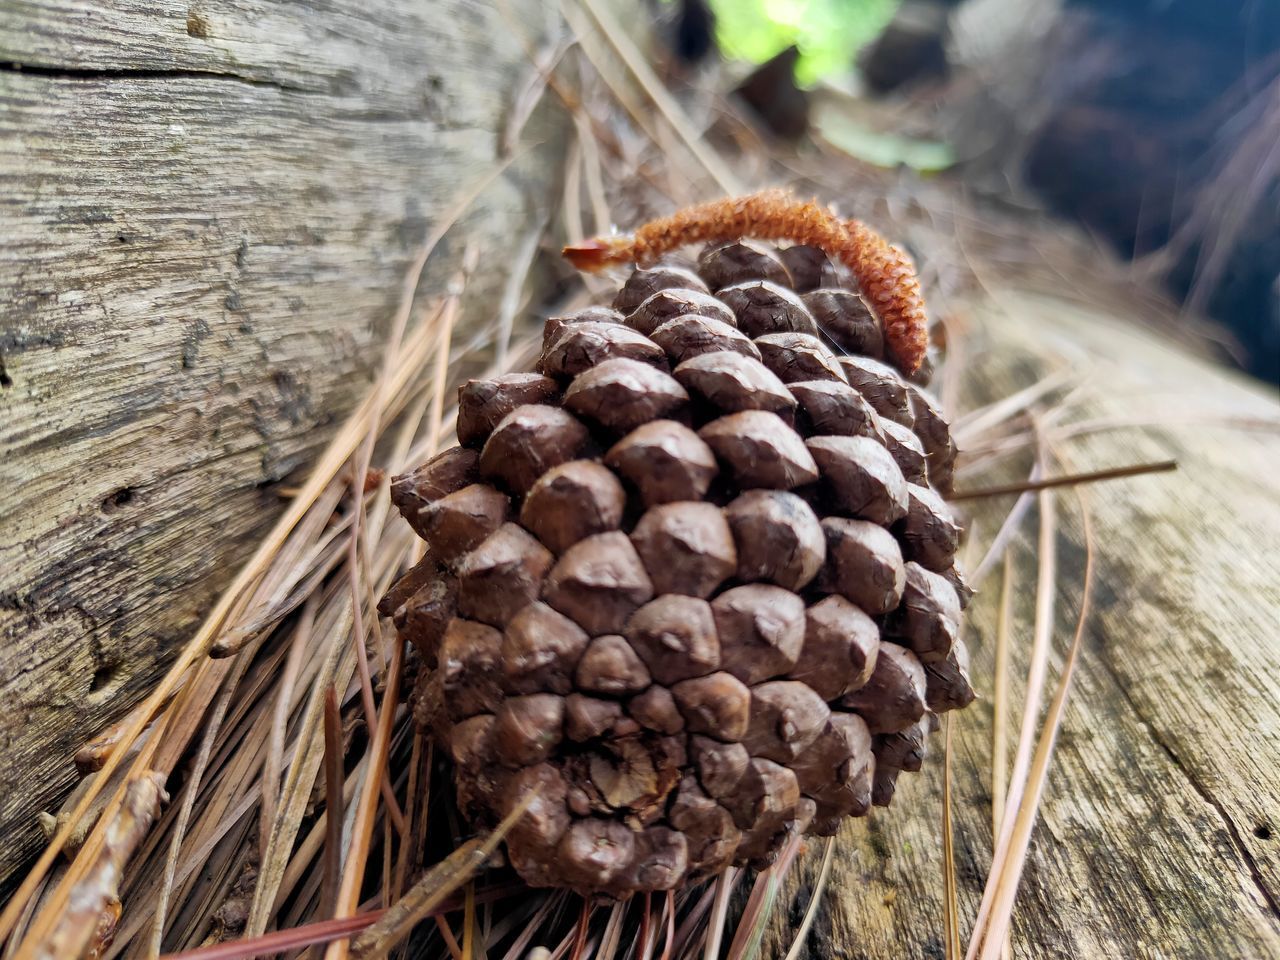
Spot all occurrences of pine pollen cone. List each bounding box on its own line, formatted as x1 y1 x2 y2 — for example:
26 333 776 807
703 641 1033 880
563 191 931 376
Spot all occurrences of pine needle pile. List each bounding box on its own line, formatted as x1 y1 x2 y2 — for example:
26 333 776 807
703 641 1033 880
0 2 1198 959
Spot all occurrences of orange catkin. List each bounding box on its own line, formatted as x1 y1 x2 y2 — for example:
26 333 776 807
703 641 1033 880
563 191 929 375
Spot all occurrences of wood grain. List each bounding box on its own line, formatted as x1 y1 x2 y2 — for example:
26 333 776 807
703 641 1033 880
0 0 567 887
762 291 1280 958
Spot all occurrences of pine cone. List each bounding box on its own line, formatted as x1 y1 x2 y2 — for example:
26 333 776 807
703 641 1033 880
382 242 971 898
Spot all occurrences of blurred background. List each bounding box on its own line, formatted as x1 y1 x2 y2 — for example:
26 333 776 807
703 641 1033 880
648 0 1280 384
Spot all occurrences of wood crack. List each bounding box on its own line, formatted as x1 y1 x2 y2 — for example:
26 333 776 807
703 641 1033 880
0 60 312 93
1093 648 1280 920
0 61 458 124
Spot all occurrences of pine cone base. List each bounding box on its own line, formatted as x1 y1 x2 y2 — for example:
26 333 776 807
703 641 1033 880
383 240 972 898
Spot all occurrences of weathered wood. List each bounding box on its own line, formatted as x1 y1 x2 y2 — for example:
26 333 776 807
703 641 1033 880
0 0 567 886
763 291 1280 958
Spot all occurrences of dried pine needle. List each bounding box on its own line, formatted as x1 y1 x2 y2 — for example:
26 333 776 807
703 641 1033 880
569 0 741 195
462 883 480 960
5 299 447 955
941 716 962 960
969 486 1097 960
148 658 250 959
781 839 836 960
992 559 1014 838
962 434 1059 960
434 916 465 960
701 869 738 960
322 684 345 919
725 837 804 960
594 901 625 960
260 595 314 865
952 369 1073 445
948 458 1176 501
348 796 534 960
156 913 384 960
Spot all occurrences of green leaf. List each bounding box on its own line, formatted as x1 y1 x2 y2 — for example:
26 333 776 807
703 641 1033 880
704 0 901 87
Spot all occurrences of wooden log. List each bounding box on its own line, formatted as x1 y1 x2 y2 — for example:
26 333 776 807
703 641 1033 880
761 289 1280 957
0 0 567 886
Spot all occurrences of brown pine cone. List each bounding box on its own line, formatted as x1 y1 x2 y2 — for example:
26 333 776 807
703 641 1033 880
383 239 971 898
